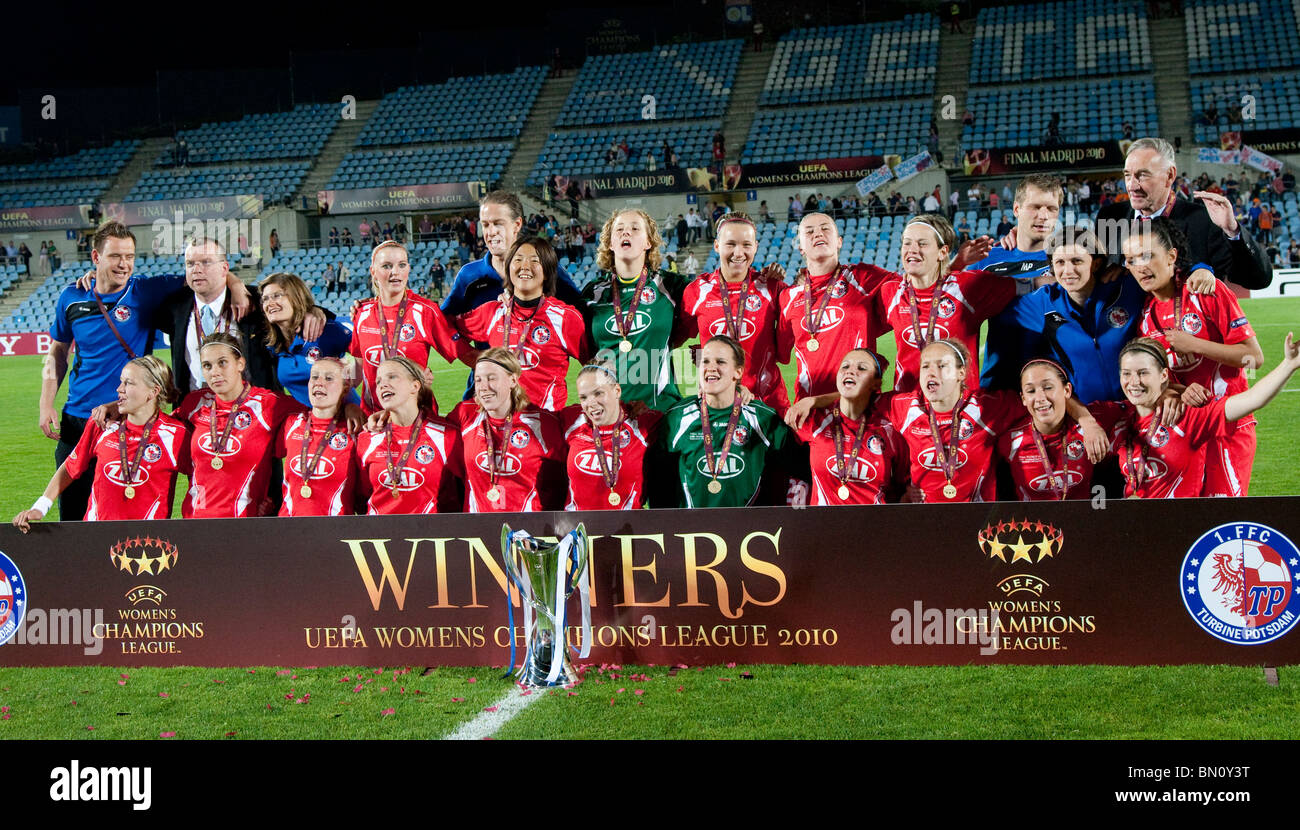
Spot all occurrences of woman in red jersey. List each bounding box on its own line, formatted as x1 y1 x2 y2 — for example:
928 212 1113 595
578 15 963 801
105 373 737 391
14 356 189 528
874 214 1027 394
349 240 467 414
790 348 908 506
455 236 589 411
560 361 663 510
355 355 463 514
1101 336 1299 499
997 359 1130 501
175 333 308 518
446 348 566 512
1126 217 1265 496
885 338 1106 502
276 357 362 516
681 214 790 413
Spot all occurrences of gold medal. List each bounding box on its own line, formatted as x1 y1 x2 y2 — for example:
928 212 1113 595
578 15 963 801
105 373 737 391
806 337 819 352
943 483 957 499
619 339 632 353
211 457 224 470
390 487 400 499
837 484 850 500
300 485 312 498
486 486 501 502
608 491 621 506
708 479 722 494
124 485 136 500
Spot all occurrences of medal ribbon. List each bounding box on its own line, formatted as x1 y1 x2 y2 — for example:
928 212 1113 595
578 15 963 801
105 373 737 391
501 297 540 360
480 413 514 495
698 389 744 486
1029 423 1070 500
904 275 948 351
590 414 622 491
923 393 971 491
1145 280 1185 343
117 414 158 487
831 411 870 488
803 267 840 342
298 415 343 487
383 416 424 492
1119 413 1160 495
717 271 753 342
376 294 411 360
207 388 250 459
92 288 139 359
609 269 650 341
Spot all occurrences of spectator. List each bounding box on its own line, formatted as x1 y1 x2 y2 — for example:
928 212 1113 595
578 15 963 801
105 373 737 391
752 20 764 52
789 195 803 221
1288 239 1300 267
948 188 959 219
956 215 973 244
948 1 963 33
923 188 941 213
645 151 657 172
686 208 704 243
684 250 700 274
675 214 689 248
418 215 432 242
328 226 340 246
995 211 1014 238
48 240 60 271
37 241 49 276
1258 202 1275 244
269 229 281 259
323 262 338 295
336 262 349 292
18 242 32 274
393 221 407 243
358 218 371 246
340 227 354 246
427 259 446 299
759 200 773 224
962 109 975 127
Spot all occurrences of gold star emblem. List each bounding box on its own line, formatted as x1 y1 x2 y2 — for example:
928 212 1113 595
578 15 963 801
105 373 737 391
1008 534 1036 563
136 555 155 576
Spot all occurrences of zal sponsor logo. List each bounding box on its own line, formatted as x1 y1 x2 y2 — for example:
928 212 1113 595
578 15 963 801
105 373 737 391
363 345 388 366
196 433 241 457
900 322 952 348
50 760 152 811
572 448 614 477
823 455 878 482
377 468 426 491
1182 522 1299 645
475 451 521 476
288 456 336 479
695 452 745 480
102 461 149 488
603 309 652 337
1134 457 1169 481
708 317 755 340
1028 469 1084 493
800 305 845 334
515 346 541 369
917 447 969 471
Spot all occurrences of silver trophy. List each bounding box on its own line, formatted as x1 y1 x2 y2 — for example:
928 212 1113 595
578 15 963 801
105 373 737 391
501 524 592 687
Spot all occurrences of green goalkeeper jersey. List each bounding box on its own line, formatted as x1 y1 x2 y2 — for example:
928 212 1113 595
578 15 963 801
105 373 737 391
582 269 688 411
658 395 793 508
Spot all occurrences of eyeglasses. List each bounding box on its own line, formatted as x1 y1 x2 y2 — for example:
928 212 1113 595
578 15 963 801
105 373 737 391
261 291 289 303
185 258 221 271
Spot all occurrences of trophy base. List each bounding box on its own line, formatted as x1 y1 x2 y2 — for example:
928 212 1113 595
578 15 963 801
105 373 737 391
521 641 577 688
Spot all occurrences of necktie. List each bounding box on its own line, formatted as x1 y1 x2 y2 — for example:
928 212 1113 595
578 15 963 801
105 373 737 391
201 304 217 333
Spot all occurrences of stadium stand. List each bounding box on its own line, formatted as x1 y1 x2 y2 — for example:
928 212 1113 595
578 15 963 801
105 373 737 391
960 78 1157 147
527 122 720 187
0 181 109 208
557 42 742 126
326 143 513 190
1190 73 1300 143
158 105 340 165
741 101 931 164
125 162 312 202
0 141 138 183
357 67 549 145
968 0 1151 84
760 17 940 106
1184 0 1300 74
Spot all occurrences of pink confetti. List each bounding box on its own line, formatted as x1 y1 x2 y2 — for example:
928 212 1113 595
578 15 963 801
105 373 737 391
726 662 736 668
483 706 498 713
617 688 626 694
352 684 363 693
676 686 684 692
0 706 9 713
633 689 645 696
211 679 225 685
468 677 477 684
224 731 237 737
519 689 532 696
159 692 169 698
276 669 292 676
85 726 95 731
567 691 578 697
719 677 732 682
247 670 256 674
451 697 464 702
117 680 126 686
160 731 176 738
373 669 383 676
381 708 395 717
379 687 388 692
119 673 129 680
1 715 9 720
609 698 616 706
340 676 350 682
71 700 77 706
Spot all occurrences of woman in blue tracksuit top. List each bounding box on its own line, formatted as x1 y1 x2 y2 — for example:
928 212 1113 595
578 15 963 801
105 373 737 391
999 227 1215 403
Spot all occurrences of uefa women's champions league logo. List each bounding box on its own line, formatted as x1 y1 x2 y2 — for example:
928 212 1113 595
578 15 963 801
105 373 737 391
1182 522 1300 646
0 552 27 646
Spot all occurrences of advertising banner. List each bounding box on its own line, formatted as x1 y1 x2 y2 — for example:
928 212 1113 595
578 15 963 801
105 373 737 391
546 170 697 199
0 204 94 232
1222 128 1300 155
103 196 263 226
725 155 888 189
962 142 1125 176
1 500 1297 668
0 332 55 356
316 183 486 215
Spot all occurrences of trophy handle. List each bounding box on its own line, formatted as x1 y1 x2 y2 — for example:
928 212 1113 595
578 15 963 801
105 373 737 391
565 523 589 600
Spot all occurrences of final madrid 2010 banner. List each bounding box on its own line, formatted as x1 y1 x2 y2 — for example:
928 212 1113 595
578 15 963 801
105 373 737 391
0 500 1296 667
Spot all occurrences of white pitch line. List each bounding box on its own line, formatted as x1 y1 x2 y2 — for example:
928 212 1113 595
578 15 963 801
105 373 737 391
442 686 543 740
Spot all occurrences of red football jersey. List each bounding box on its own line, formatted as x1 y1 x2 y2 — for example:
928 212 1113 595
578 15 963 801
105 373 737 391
875 268 1016 393
560 404 663 510
681 270 790 412
457 298 589 410
176 386 305 518
64 413 191 520
1140 279 1255 399
997 403 1125 501
447 401 566 512
356 416 464 514
350 291 465 414
886 389 1024 502
794 400 907 505
276 413 361 516
1098 399 1227 499
777 264 891 400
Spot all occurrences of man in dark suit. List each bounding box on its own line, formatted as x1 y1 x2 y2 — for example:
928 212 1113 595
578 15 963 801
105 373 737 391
1095 137 1272 290
155 237 324 393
